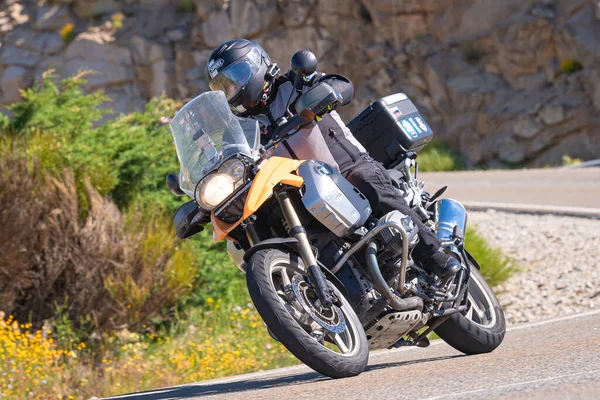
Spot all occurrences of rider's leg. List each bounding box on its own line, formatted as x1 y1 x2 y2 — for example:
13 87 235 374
344 156 460 279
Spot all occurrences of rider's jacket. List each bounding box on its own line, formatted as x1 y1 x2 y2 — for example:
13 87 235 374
250 71 367 173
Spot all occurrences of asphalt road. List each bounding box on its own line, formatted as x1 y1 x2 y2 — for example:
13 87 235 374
420 167 600 209
110 311 600 400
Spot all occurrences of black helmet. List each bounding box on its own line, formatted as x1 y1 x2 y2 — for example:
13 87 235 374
207 39 279 113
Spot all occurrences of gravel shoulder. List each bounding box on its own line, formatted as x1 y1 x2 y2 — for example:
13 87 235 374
469 210 600 325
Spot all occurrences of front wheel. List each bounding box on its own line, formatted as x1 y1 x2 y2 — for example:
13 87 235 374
246 249 369 378
434 266 506 354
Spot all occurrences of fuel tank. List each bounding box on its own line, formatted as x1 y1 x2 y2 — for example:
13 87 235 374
298 160 372 237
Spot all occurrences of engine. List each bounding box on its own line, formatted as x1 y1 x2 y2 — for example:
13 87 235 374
376 210 419 266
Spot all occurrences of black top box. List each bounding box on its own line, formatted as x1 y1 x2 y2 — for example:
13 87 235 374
348 93 433 168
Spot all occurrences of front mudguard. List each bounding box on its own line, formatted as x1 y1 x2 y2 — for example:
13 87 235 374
242 237 349 299
465 249 482 270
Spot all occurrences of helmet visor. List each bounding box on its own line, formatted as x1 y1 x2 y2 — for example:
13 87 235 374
209 48 262 101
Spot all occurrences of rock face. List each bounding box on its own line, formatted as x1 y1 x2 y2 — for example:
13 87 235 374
0 0 599 167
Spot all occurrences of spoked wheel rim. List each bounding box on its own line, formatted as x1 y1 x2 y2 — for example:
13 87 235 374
268 259 361 357
463 271 497 328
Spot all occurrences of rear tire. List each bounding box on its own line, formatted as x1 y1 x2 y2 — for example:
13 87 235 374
434 267 506 354
246 249 369 378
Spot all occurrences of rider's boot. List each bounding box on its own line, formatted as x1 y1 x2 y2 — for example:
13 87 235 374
423 253 461 280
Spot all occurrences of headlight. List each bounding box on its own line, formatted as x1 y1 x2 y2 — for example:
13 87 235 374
196 173 235 210
195 159 247 211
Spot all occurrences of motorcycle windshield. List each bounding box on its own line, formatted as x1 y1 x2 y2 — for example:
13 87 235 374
170 91 260 197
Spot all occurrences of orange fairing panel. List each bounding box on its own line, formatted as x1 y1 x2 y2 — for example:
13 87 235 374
211 157 305 242
211 215 235 242
245 157 304 211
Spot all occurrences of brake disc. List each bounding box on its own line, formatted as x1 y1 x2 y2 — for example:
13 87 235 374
291 274 346 333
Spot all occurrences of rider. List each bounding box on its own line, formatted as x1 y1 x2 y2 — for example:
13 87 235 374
203 39 460 280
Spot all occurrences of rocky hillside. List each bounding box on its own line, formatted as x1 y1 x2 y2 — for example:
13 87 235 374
0 0 599 167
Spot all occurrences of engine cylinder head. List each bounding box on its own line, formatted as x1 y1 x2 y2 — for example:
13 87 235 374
376 210 419 265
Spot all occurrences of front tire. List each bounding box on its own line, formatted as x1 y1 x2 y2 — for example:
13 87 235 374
246 249 369 378
434 267 506 354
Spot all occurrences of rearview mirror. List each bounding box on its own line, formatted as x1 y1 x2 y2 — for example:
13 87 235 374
296 83 342 119
166 173 185 196
291 50 318 78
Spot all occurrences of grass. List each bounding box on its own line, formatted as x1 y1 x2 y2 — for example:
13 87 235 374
466 227 517 288
417 140 466 172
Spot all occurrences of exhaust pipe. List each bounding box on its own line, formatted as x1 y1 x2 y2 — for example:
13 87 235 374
365 241 423 312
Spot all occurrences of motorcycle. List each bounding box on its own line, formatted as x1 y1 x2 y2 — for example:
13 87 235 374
168 56 505 378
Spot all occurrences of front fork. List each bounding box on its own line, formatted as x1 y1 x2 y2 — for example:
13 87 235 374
275 190 334 307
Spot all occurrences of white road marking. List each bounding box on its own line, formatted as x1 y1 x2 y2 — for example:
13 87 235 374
421 369 600 400
506 309 600 332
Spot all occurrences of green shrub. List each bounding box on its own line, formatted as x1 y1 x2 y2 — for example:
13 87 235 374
5 71 109 139
0 72 241 336
560 58 583 74
2 71 114 196
59 23 76 44
417 140 466 172
1 71 185 213
87 95 184 211
0 150 199 334
111 12 125 30
176 0 196 13
182 231 246 308
50 302 86 350
562 155 582 166
466 227 517 287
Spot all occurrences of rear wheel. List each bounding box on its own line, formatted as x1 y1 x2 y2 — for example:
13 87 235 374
246 249 369 378
434 266 506 354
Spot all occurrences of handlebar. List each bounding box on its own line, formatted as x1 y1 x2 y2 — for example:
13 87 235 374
261 113 313 154
259 82 342 156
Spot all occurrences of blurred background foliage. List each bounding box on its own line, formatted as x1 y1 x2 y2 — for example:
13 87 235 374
0 73 513 398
